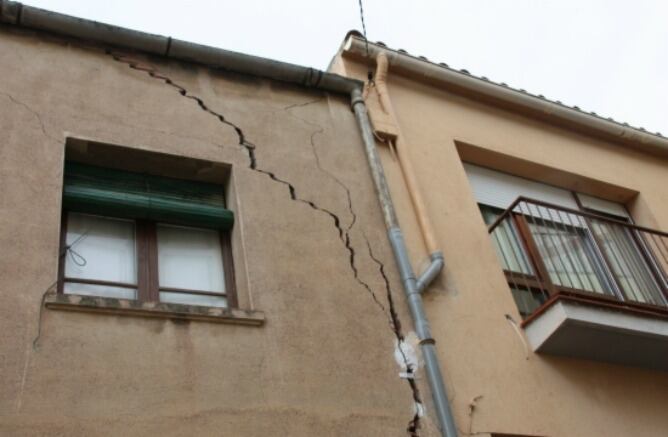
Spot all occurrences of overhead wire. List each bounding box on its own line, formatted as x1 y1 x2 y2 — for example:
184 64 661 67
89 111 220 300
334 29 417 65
357 0 374 83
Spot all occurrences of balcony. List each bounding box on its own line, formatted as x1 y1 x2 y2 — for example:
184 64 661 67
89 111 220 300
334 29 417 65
487 197 668 370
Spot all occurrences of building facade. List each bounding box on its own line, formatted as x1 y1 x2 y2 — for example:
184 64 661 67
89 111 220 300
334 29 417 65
0 4 443 436
331 33 668 436
2 2 668 436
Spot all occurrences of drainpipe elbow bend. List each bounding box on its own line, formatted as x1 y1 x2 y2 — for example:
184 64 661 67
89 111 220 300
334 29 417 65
417 251 445 293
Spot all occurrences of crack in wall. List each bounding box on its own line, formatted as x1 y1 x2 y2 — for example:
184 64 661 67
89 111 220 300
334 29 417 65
107 50 418 436
365 237 424 437
283 99 391 313
463 395 484 436
287 99 424 436
106 51 349 238
282 97 357 230
0 91 61 144
107 51 391 315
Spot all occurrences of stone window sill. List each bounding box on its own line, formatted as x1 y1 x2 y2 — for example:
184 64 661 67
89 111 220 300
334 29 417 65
45 293 265 326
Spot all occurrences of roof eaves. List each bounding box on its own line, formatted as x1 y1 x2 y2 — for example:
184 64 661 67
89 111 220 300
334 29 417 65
339 34 667 156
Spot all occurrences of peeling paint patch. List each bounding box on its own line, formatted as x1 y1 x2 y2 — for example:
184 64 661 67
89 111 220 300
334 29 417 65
395 333 419 378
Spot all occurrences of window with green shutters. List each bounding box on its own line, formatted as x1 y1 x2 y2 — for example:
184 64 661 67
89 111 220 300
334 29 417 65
58 162 237 308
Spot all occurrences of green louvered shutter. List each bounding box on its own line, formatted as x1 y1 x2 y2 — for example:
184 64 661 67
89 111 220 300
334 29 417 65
62 162 234 230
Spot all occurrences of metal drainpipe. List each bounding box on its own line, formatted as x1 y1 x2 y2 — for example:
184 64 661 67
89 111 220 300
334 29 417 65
351 88 458 437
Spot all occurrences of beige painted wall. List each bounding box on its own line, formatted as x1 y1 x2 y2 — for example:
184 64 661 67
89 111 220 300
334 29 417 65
336 54 668 437
0 27 444 436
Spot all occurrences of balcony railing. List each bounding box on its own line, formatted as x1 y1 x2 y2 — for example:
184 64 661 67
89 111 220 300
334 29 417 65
487 197 668 324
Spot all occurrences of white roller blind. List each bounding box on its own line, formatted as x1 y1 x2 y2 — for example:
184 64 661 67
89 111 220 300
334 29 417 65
463 163 581 224
576 193 630 219
464 163 578 210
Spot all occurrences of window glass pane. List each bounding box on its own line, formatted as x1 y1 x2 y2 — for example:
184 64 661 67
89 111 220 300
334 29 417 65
160 291 227 308
64 282 137 300
527 219 607 294
65 213 137 284
157 224 225 293
590 220 665 306
510 286 547 319
481 205 533 275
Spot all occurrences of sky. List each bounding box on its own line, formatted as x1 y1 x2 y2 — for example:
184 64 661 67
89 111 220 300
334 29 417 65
22 0 668 135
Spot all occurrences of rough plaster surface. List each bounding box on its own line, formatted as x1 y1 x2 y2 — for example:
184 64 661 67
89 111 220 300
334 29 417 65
337 54 668 437
0 27 440 436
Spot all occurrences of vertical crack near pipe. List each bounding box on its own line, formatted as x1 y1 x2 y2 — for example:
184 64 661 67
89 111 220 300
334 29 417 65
286 101 423 436
365 237 424 436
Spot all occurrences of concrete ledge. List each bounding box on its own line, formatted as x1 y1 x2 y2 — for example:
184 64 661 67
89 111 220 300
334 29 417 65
45 293 265 326
525 298 668 370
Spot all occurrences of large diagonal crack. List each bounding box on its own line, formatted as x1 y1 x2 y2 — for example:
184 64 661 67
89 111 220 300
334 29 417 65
106 52 387 307
107 51 418 435
107 51 348 238
365 237 424 437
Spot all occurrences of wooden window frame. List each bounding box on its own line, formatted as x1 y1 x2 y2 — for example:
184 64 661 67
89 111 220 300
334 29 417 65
58 211 238 308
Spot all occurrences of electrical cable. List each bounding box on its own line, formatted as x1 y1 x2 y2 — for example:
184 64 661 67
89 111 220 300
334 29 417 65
356 0 374 83
357 0 370 58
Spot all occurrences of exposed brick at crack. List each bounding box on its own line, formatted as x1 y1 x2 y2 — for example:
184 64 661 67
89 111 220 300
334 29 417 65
365 237 424 437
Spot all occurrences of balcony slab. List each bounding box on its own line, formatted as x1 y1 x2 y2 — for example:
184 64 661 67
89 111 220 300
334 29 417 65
525 298 668 371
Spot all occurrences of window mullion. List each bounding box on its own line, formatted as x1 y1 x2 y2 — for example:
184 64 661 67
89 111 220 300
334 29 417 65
136 220 159 302
135 220 149 301
146 222 160 302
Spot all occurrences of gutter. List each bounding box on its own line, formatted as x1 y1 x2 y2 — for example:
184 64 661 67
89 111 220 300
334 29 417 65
342 35 668 158
0 0 361 95
0 3 456 434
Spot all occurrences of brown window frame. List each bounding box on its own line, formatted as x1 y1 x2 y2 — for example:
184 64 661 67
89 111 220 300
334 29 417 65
57 211 238 308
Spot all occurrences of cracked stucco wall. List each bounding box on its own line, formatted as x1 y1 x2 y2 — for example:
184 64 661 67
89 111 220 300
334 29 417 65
0 26 439 436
